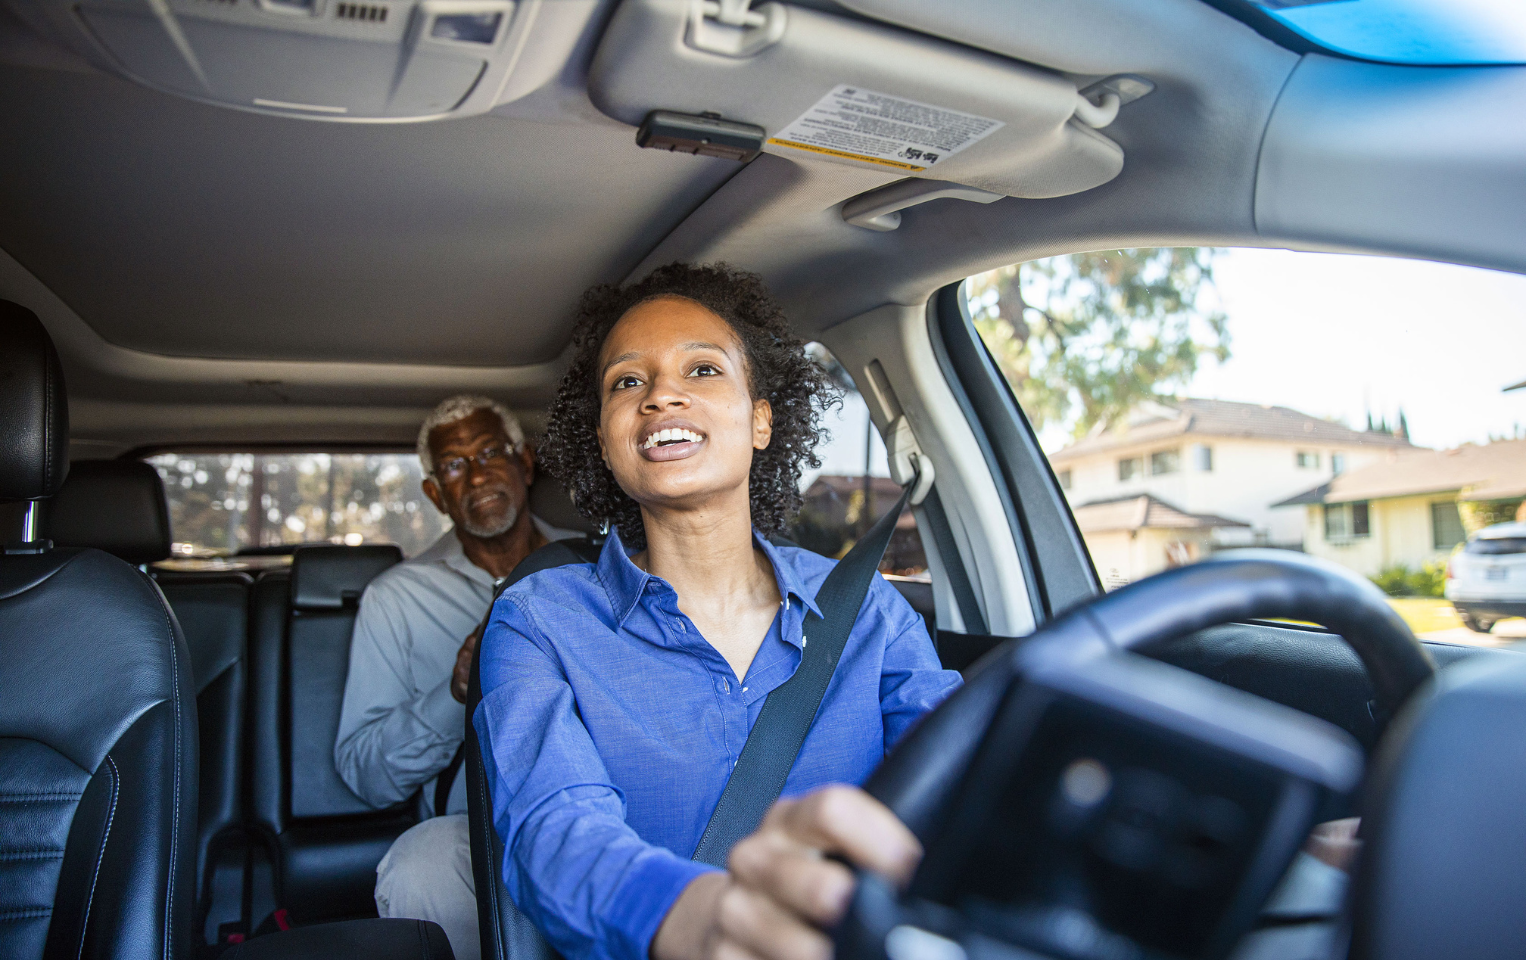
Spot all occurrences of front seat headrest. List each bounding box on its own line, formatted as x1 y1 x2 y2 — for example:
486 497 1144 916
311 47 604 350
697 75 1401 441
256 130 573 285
528 471 597 535
47 459 173 565
290 543 403 610
0 300 69 501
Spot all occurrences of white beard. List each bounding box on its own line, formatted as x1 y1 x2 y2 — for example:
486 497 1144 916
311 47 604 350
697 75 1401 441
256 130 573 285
460 499 519 539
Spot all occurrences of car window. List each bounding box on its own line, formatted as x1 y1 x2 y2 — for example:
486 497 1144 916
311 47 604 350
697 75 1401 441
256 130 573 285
789 344 928 579
965 247 1526 644
146 451 451 562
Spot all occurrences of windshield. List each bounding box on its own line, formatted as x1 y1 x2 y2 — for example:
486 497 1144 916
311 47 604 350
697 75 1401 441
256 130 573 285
1229 0 1526 65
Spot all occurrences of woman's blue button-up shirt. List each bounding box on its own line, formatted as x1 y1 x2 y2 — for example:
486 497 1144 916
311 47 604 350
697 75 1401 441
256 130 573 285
473 528 962 960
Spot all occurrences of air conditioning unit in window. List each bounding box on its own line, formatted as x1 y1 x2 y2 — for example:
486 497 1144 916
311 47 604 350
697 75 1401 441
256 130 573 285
4 0 580 121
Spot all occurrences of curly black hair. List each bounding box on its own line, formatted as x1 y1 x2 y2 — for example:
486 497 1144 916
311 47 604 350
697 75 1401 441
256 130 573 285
540 262 838 551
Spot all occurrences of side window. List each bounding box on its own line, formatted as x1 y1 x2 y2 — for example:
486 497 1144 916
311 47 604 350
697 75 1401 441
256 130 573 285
966 247 1526 644
788 345 928 579
146 452 451 564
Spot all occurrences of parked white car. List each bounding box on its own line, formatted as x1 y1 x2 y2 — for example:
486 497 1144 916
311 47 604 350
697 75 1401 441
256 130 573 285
1447 521 1526 632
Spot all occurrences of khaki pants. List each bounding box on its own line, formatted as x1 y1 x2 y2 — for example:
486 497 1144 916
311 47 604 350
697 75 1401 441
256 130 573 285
375 814 480 960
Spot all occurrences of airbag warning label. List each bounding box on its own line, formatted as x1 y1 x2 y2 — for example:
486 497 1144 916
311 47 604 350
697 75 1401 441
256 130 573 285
768 85 1003 172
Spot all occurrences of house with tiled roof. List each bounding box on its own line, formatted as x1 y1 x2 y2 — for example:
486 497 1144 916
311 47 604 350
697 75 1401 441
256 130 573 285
1274 438 1526 577
1049 398 1414 584
1069 494 1249 589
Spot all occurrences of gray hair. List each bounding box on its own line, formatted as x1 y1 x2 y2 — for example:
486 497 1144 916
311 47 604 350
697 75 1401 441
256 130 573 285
416 395 526 476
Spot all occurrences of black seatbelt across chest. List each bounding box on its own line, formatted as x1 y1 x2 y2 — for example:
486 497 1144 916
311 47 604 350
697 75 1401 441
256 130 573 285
690 472 917 867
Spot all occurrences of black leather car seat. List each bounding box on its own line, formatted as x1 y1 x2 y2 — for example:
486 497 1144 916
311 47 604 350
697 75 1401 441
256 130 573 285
0 301 198 960
248 544 414 924
46 458 254 945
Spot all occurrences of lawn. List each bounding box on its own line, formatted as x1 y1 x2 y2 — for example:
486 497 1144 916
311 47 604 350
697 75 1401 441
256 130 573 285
1387 597 1463 635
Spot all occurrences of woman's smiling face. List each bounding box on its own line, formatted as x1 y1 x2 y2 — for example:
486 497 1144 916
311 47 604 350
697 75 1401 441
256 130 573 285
596 296 772 514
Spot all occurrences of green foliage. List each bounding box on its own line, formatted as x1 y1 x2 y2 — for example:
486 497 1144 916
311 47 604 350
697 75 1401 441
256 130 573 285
1372 561 1447 598
967 249 1230 437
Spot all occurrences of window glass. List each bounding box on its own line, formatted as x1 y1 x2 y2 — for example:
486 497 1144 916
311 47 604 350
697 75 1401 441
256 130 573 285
1431 501 1466 549
1467 537 1526 556
1150 449 1181 476
967 247 1526 645
1057 469 1073 491
789 344 928 579
147 452 451 562
1228 0 1526 66
1193 444 1213 472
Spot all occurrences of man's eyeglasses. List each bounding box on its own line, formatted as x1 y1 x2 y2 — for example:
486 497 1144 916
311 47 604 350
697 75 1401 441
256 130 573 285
434 444 516 481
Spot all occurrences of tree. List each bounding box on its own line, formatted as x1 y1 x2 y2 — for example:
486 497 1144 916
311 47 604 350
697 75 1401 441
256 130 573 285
966 248 1230 438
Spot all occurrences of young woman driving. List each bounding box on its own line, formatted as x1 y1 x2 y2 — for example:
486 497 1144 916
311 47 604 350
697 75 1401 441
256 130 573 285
474 263 962 960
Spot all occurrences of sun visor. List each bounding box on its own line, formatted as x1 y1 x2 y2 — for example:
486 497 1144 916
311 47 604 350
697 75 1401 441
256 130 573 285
587 0 1125 200
3 0 590 122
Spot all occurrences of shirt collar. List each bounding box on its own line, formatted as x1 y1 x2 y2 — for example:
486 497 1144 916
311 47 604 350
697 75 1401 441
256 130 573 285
434 530 496 588
754 532 822 619
597 526 822 628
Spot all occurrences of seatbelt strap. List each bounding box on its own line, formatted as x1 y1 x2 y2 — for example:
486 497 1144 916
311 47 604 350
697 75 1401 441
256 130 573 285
436 538 603 817
691 470 917 867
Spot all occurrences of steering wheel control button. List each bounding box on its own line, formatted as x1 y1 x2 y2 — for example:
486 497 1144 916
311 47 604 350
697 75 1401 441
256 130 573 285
1060 758 1112 808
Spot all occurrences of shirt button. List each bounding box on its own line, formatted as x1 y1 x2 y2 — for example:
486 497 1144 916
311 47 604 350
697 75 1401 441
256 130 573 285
720 679 730 693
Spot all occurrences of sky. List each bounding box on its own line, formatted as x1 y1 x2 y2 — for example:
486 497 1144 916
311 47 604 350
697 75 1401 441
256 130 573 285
807 246 1526 482
1184 247 1526 452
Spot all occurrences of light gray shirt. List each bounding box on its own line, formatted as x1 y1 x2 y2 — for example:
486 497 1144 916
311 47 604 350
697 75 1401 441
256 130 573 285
335 520 572 815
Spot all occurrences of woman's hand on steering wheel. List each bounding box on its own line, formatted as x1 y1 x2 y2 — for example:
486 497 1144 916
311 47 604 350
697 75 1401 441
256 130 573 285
653 786 921 960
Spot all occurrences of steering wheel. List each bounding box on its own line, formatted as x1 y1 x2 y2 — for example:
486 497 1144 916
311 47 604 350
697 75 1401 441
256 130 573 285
848 550 1435 960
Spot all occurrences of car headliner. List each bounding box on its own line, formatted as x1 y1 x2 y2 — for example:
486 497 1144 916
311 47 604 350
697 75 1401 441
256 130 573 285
0 0 1520 453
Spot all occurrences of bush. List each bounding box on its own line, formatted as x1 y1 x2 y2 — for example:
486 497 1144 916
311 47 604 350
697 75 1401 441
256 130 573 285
1373 565 1413 597
1412 559 1448 598
1371 561 1447 598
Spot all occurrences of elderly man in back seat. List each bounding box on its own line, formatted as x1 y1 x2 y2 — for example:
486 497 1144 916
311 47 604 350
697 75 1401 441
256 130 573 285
336 394 576 960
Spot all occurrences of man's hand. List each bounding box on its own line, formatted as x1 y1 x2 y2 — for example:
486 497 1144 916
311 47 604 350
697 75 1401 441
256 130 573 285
652 786 922 960
451 626 483 703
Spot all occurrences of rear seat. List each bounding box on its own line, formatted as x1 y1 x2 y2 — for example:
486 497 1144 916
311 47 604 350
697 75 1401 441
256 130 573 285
248 544 415 925
45 459 253 944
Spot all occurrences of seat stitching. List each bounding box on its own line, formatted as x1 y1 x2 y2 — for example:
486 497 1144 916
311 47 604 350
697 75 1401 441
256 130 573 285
75 756 118 960
0 908 55 921
155 589 185 960
43 350 53 491
0 850 66 861
0 794 84 803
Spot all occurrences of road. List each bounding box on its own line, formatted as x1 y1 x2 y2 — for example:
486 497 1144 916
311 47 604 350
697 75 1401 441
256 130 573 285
1420 619 1526 647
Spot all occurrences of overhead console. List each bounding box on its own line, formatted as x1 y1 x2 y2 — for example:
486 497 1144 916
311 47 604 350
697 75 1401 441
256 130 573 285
2 0 593 121
588 0 1141 202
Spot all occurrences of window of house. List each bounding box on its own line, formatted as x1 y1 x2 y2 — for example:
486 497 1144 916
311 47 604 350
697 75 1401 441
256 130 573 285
1193 445 1213 472
1324 501 1371 542
147 451 452 560
1431 501 1467 550
1150 449 1181 475
1057 469 1072 490
964 246 1526 634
